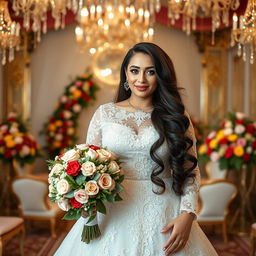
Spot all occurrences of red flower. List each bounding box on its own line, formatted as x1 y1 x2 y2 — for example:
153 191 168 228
207 148 213 156
88 81 94 87
219 138 228 145
224 147 233 159
7 117 16 122
205 138 212 145
246 124 255 134
4 148 12 159
235 119 245 124
66 161 81 176
49 117 55 123
82 92 91 102
89 145 100 150
0 139 5 146
252 141 256 149
243 153 250 162
69 198 83 208
57 153 64 160
221 120 225 128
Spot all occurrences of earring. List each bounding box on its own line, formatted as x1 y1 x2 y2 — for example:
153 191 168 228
123 81 130 91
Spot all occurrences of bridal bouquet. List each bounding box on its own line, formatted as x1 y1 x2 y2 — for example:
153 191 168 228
47 144 124 243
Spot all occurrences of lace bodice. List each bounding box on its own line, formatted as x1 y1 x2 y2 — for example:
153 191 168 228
86 102 200 215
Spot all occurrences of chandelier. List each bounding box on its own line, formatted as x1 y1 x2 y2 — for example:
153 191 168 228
12 0 76 42
232 0 256 64
167 0 240 35
74 0 161 54
0 1 20 65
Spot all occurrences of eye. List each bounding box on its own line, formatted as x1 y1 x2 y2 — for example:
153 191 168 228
146 69 155 76
130 68 139 74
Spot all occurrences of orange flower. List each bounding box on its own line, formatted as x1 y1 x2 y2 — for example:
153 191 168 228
55 120 63 127
72 90 82 99
53 141 61 148
234 146 244 157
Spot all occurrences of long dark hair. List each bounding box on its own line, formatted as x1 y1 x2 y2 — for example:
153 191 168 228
115 42 197 196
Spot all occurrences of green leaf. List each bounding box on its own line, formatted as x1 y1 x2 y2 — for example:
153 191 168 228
117 175 124 183
105 194 115 203
93 173 101 181
114 193 123 201
96 200 106 214
115 183 124 193
219 158 228 170
64 191 75 199
62 209 81 220
65 175 79 189
76 174 86 185
86 214 96 224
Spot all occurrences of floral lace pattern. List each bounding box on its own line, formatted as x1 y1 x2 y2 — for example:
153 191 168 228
55 102 217 256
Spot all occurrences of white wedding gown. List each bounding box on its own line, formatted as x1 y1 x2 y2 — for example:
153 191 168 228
54 102 218 256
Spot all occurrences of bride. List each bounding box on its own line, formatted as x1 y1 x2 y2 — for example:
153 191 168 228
54 42 218 255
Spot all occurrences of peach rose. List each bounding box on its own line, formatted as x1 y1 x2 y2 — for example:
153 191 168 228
74 189 89 204
97 149 112 162
81 161 96 176
98 173 114 190
108 161 120 174
58 198 71 211
56 179 71 195
61 149 80 162
86 148 98 160
84 181 99 196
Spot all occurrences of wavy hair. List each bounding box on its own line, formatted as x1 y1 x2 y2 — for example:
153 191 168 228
115 42 197 196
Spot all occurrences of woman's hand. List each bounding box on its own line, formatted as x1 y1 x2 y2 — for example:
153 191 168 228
160 212 194 255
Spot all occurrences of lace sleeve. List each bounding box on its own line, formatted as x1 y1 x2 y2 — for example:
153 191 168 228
86 105 102 147
180 112 201 216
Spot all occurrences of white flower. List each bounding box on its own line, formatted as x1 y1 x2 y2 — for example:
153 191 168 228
224 120 232 128
236 112 245 119
234 124 245 134
84 181 99 195
97 149 112 162
9 126 18 134
21 145 30 156
49 163 64 177
58 198 71 211
61 95 68 103
63 110 72 119
86 148 98 160
76 144 89 151
81 161 96 176
74 189 89 204
61 149 80 162
208 131 216 139
108 161 120 174
0 125 8 132
69 86 76 92
14 136 23 144
73 104 82 113
48 184 55 193
246 147 252 154
56 179 71 195
210 152 220 162
224 128 233 136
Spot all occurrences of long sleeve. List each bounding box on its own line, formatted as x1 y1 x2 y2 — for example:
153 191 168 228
86 105 102 147
179 112 201 216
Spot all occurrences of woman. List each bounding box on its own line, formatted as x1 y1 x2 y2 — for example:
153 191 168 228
55 42 218 255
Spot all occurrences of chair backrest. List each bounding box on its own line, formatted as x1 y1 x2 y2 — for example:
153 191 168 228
206 161 227 179
12 175 49 213
198 179 237 219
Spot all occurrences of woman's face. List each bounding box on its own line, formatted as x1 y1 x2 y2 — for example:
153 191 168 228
125 52 157 99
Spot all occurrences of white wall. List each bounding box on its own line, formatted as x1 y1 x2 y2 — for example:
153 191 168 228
30 22 201 172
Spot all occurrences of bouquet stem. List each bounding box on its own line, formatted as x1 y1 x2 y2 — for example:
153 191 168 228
81 214 101 244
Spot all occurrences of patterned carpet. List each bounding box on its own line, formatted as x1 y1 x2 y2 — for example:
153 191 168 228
3 222 251 256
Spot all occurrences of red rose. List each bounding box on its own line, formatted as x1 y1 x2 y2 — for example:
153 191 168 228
235 119 245 124
221 120 225 128
252 141 256 149
82 92 91 102
89 145 100 150
49 117 55 123
7 117 16 122
246 124 255 134
0 139 5 146
69 198 83 208
66 161 81 176
4 148 12 159
88 81 94 87
224 147 233 159
205 138 211 145
15 144 23 150
243 153 250 162
219 138 228 145
57 153 64 160
207 148 213 156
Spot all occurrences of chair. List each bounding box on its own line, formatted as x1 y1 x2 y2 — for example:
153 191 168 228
0 216 25 256
205 161 227 180
11 175 62 238
251 223 256 256
197 179 237 243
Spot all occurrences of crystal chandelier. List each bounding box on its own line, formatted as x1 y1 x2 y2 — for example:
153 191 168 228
232 0 256 64
0 1 20 65
12 0 75 42
75 0 161 54
167 0 240 35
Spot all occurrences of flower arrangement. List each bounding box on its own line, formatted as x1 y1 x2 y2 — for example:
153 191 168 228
0 113 41 166
198 112 256 170
42 74 99 158
47 144 124 244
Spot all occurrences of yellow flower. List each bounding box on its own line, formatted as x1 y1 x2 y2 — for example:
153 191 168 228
55 120 63 127
82 74 89 79
227 134 238 142
216 130 225 140
83 81 90 91
53 141 61 148
6 139 15 148
234 146 244 157
199 144 207 154
67 128 75 135
4 135 13 142
72 90 82 99
48 124 56 131
209 139 218 149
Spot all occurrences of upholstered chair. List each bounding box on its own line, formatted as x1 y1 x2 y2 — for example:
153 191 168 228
0 216 25 256
251 223 256 256
11 175 62 238
205 161 227 180
197 179 237 243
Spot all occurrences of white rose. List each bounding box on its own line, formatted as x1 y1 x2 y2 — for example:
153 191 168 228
76 144 89 151
0 124 8 132
224 128 233 136
49 163 64 177
234 124 245 134
73 104 82 113
81 161 96 176
224 120 232 128
61 149 80 162
58 199 71 211
69 86 76 92
86 148 98 160
63 110 72 119
246 147 252 154
84 181 99 195
108 161 120 174
207 131 216 139
14 136 23 144
74 189 89 204
98 173 114 190
97 149 112 162
56 179 71 195
236 112 245 119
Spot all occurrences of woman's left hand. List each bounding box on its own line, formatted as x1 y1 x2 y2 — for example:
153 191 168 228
160 212 194 255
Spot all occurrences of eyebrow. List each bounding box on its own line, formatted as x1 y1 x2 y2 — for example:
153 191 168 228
129 65 155 69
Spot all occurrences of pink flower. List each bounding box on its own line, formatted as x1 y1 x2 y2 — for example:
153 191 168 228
237 138 246 147
210 152 220 162
75 80 83 87
208 131 216 139
61 95 68 103
235 125 246 134
73 104 81 113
